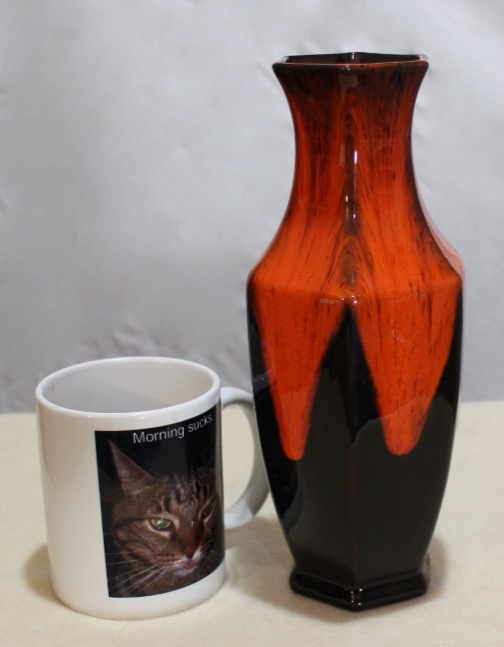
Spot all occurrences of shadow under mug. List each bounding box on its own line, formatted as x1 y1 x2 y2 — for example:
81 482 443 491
35 356 269 620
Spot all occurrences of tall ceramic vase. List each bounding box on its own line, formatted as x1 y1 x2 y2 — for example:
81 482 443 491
247 53 463 610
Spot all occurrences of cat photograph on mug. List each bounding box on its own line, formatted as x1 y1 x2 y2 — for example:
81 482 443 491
94 407 225 598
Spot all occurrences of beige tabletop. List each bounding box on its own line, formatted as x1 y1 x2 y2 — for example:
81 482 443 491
1 401 504 646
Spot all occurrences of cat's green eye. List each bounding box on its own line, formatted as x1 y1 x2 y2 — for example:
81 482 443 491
150 518 172 530
202 502 214 518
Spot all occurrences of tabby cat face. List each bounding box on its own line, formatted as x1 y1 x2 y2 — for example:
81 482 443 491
107 442 222 596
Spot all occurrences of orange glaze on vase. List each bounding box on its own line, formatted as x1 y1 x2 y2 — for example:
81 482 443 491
248 54 463 459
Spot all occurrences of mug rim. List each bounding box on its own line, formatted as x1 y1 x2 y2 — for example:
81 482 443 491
35 356 220 419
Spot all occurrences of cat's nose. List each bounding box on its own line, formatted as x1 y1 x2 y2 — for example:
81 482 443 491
185 545 197 558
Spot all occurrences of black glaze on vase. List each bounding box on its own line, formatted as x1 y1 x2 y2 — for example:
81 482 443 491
247 295 462 610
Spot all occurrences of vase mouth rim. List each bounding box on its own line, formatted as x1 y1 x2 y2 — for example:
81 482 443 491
276 52 428 67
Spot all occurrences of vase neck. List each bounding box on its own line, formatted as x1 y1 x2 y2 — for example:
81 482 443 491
273 54 428 221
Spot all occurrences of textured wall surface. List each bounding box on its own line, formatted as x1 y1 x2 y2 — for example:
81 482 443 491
0 0 502 410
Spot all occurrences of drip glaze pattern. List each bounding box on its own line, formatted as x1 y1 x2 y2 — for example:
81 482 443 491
247 53 463 610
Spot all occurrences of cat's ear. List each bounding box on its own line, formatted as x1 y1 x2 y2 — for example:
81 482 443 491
109 441 154 496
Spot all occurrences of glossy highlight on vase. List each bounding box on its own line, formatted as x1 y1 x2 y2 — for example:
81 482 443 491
247 52 463 609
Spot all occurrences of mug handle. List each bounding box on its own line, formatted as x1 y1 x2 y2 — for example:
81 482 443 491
221 387 270 529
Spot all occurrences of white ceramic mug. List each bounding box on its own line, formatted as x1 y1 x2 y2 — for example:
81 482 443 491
36 357 269 620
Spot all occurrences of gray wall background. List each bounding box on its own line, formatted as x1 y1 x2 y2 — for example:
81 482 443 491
0 0 501 411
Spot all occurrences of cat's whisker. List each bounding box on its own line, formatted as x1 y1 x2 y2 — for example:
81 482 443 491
109 559 156 581
109 565 159 595
146 567 171 590
106 559 147 565
120 567 166 594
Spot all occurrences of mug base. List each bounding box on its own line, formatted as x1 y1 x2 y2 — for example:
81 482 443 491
54 561 227 620
290 556 430 611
